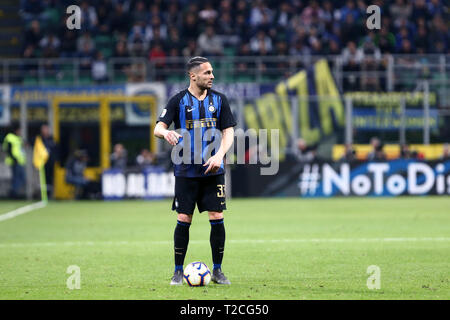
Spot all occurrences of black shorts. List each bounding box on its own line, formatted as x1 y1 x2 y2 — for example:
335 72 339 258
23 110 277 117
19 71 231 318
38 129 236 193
172 174 227 215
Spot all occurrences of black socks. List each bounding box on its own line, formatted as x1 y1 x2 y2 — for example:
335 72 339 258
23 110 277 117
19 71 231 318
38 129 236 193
174 220 191 271
209 218 225 270
173 218 226 272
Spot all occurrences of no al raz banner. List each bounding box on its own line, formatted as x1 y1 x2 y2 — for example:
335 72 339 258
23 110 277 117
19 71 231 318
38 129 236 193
299 160 450 197
102 166 174 200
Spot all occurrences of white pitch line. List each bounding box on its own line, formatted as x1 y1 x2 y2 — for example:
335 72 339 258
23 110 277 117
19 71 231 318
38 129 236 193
0 201 47 222
0 237 449 248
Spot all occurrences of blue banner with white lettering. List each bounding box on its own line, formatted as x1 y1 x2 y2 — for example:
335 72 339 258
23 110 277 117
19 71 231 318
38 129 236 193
102 166 175 200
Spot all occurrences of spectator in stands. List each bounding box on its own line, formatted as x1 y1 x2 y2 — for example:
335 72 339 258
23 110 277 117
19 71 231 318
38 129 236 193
414 25 429 53
235 43 254 76
234 14 251 43
299 0 322 29
110 143 128 169
339 13 362 46
273 1 293 33
78 41 94 74
109 3 131 35
59 28 78 57
96 0 114 30
389 0 412 29
249 0 273 30
367 137 386 161
21 0 45 22
199 2 218 23
400 144 412 159
310 37 324 55
40 32 60 76
197 26 224 57
181 12 199 41
250 30 273 54
2 124 26 199
319 1 335 29
295 138 317 163
290 36 312 56
166 47 183 73
91 51 108 83
182 39 201 59
398 39 414 54
39 32 60 57
411 0 431 21
360 33 382 90
338 0 361 22
395 26 414 53
288 39 310 70
145 16 168 43
79 0 98 32
272 39 290 77
149 41 167 78
428 0 445 16
219 0 232 16
149 28 167 53
132 1 148 25
235 0 250 17
341 41 363 90
375 23 396 54
113 41 130 73
128 32 148 57
340 143 357 163
440 143 450 161
429 15 448 54
167 27 183 52
218 12 240 47
148 2 163 22
325 38 341 57
77 32 95 54
136 149 155 167
24 20 42 50
22 45 38 74
165 2 182 28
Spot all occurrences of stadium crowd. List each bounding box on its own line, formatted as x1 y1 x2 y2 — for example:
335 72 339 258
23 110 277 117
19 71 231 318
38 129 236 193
21 0 448 64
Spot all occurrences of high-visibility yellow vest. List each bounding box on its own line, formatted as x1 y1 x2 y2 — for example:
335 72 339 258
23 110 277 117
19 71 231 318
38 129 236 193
2 133 26 166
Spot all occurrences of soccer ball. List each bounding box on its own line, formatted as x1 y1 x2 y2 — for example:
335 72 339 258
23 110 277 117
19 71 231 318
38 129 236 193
183 262 211 287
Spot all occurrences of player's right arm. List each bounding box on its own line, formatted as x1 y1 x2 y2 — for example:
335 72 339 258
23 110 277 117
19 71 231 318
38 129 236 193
154 94 182 146
154 122 181 146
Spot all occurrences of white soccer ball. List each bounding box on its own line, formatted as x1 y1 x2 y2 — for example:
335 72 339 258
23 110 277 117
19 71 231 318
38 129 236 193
183 262 211 287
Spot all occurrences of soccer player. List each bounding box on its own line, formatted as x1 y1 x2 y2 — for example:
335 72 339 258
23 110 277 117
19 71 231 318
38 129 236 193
154 56 236 285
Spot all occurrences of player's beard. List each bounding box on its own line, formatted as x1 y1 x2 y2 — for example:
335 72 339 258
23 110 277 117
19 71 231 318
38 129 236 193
200 76 213 89
198 81 212 91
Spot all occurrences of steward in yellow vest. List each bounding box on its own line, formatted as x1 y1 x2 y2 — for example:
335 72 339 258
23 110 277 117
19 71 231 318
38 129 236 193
3 132 26 166
2 125 26 198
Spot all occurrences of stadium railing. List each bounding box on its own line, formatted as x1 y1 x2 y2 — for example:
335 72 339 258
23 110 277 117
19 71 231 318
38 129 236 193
1 54 449 100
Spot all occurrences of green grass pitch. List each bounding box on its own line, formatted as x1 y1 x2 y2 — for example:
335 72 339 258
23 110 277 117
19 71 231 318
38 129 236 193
0 197 449 300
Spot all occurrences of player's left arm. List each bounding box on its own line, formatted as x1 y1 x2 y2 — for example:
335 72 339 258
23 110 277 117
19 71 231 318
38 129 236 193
204 127 234 174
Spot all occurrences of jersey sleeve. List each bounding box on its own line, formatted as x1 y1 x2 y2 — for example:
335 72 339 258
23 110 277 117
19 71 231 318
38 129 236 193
157 94 178 126
218 94 237 130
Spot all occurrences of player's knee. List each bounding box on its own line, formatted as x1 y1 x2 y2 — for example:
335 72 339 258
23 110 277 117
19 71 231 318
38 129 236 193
177 213 193 223
208 211 223 220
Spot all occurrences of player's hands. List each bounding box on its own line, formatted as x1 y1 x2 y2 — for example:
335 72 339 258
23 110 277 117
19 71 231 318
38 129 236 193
203 154 223 174
163 130 182 146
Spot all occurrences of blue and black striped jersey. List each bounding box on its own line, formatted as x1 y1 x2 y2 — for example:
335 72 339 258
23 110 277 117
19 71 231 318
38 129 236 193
157 88 236 177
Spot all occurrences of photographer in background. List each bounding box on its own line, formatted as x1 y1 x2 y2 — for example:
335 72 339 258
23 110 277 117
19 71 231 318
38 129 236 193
65 149 100 199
